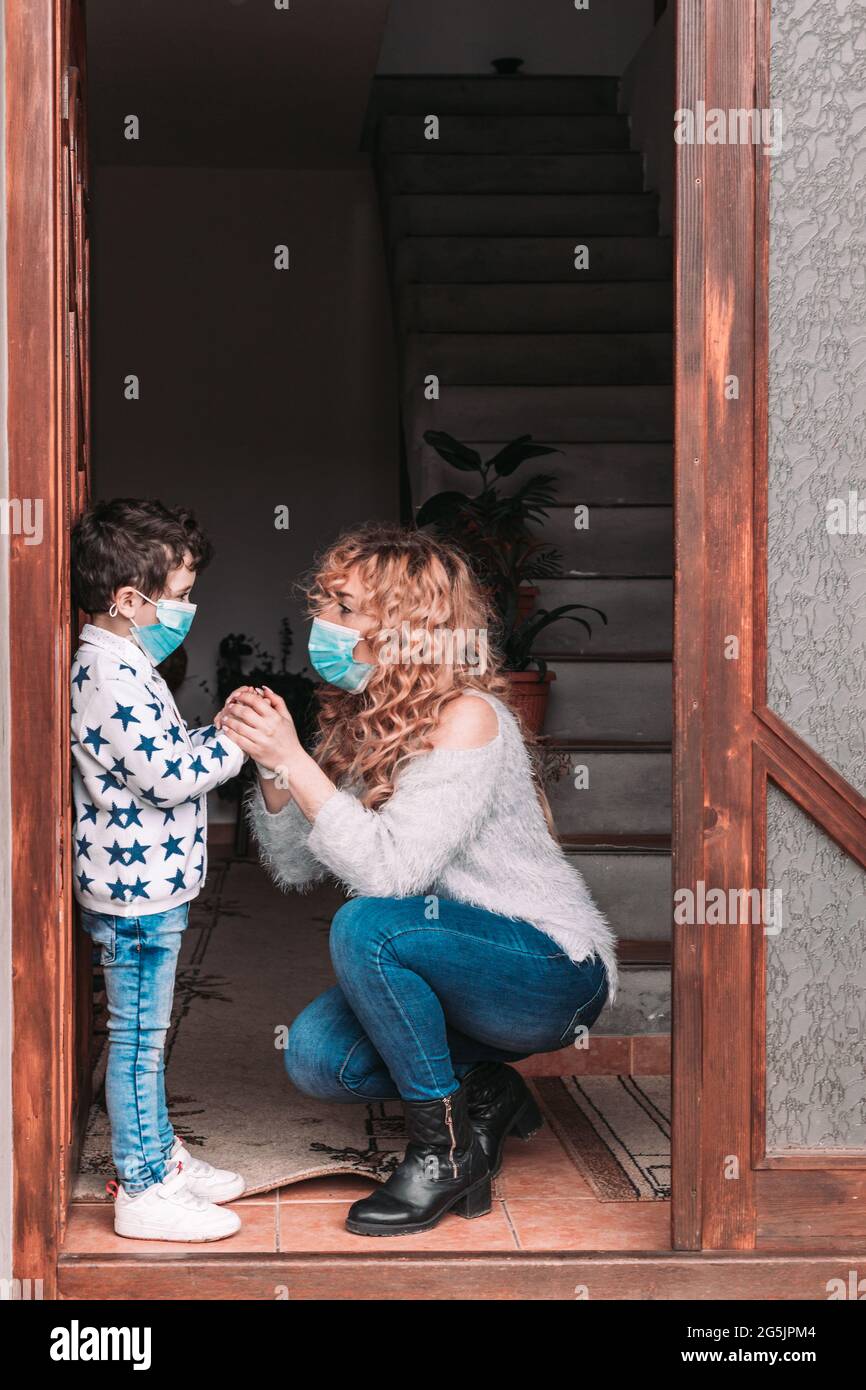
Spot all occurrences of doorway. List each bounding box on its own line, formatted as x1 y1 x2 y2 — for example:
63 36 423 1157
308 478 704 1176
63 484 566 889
8 0 864 1299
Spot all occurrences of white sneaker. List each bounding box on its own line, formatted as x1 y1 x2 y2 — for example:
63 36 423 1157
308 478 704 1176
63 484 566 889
113 1165 241 1242
169 1137 246 1204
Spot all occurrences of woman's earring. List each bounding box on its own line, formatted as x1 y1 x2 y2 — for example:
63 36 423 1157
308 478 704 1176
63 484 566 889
109 602 119 617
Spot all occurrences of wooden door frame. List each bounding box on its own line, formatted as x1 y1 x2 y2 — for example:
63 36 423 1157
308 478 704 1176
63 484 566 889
671 0 866 1254
5 0 88 1293
9 0 864 1287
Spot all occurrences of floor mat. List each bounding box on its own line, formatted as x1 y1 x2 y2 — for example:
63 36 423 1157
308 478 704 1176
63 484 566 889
75 861 406 1199
529 1074 671 1200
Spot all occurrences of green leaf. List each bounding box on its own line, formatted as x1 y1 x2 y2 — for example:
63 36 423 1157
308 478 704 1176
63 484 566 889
488 436 561 477
422 430 484 473
415 490 471 528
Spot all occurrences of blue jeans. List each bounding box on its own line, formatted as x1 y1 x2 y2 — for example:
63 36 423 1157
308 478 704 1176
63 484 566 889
286 896 610 1104
79 904 190 1194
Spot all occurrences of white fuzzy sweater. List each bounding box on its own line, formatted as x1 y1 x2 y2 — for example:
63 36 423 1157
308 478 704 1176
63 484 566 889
247 689 619 1007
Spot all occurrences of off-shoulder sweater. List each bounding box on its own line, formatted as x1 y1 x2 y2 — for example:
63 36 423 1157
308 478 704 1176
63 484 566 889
246 689 619 1007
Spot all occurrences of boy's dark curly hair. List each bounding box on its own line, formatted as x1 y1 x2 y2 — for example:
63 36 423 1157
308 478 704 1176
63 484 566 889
71 498 213 614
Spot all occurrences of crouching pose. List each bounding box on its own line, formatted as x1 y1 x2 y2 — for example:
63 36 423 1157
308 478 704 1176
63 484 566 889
220 524 618 1238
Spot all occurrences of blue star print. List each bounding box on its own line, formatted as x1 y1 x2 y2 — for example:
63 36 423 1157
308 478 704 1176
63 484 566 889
161 834 184 861
210 740 229 766
72 665 90 692
129 877 151 900
134 735 161 761
107 877 128 902
83 725 109 755
76 835 92 860
188 755 208 781
162 757 182 781
77 870 94 894
80 802 99 825
167 724 184 746
167 868 186 893
126 840 150 865
140 786 168 807
107 840 129 865
111 702 141 733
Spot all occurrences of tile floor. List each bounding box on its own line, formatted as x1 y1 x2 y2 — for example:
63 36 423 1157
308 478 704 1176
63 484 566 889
64 1124 671 1255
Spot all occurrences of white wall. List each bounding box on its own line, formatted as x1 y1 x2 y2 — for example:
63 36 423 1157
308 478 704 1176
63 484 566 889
90 166 400 806
377 0 656 76
0 0 12 1284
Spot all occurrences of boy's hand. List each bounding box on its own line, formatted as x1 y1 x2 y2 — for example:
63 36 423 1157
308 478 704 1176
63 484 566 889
214 685 263 733
219 686 302 772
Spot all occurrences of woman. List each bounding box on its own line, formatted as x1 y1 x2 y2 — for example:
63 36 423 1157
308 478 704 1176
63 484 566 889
218 524 618 1237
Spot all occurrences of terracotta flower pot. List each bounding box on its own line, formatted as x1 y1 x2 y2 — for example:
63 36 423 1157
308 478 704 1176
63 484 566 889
506 668 555 735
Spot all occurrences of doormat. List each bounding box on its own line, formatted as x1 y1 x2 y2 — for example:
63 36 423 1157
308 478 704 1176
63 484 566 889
529 1074 671 1201
74 862 406 1200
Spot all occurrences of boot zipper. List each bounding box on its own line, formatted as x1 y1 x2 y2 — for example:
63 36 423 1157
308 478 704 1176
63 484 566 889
443 1093 458 1179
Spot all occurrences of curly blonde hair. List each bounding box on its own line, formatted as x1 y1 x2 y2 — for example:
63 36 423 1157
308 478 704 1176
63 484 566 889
300 523 525 810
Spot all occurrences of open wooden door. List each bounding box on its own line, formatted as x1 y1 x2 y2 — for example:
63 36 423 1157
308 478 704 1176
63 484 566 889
60 0 93 1193
7 0 90 1288
672 0 866 1254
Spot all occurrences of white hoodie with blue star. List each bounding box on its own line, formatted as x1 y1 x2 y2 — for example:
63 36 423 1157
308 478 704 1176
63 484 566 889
71 624 246 917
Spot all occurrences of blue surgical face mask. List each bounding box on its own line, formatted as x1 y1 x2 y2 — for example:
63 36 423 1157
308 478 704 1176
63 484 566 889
308 615 375 692
128 589 197 665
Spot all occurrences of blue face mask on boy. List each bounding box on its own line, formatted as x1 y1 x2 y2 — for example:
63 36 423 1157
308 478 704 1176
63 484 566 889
128 589 197 665
308 616 375 692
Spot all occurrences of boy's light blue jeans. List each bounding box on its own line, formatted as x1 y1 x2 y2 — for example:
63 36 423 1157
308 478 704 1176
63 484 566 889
286 896 610 1104
79 903 190 1195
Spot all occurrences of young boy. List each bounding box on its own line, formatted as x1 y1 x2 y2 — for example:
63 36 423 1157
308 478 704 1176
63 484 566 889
71 498 247 1241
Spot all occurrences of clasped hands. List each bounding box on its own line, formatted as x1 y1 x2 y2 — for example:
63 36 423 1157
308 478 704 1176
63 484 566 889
214 685 302 775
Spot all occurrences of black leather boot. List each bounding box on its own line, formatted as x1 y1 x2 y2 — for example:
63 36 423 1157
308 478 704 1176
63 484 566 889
345 1080 491 1236
463 1062 544 1177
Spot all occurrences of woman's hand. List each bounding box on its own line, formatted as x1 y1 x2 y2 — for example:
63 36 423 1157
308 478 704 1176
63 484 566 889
214 685 260 734
219 686 302 772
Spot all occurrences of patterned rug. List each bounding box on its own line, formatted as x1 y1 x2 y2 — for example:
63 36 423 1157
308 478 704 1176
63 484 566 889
75 862 408 1199
529 1074 671 1201
75 858 669 1203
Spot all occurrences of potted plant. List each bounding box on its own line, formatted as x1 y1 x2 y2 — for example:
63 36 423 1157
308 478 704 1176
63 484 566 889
416 430 607 732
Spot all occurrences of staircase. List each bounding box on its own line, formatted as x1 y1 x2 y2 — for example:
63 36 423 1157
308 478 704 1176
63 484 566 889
367 76 672 1044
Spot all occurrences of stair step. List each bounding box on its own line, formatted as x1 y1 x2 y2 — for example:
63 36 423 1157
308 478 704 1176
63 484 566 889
389 194 661 239
563 850 672 943
544 747 671 836
592 967 671 1036
377 113 631 153
420 441 673 504
560 833 671 851
367 76 620 119
403 282 673 333
395 236 671 282
543 660 672 741
529 578 672 656
409 384 672 455
619 940 672 967
383 153 645 195
404 332 673 387
530 504 673 576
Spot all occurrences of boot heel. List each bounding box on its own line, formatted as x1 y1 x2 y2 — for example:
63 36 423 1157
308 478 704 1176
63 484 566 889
453 1175 492 1220
511 1097 544 1141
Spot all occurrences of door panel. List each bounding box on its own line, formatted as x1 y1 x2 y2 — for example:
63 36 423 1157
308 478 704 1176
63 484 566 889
59 0 93 1209
673 0 866 1253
